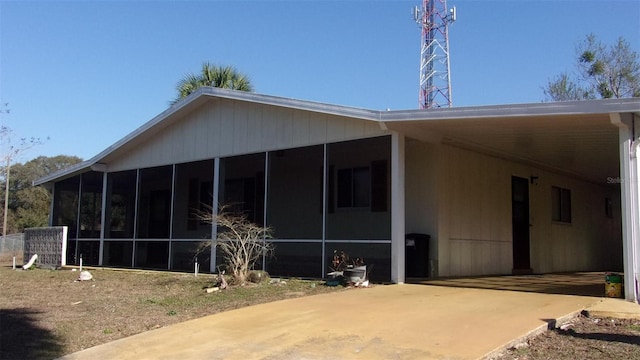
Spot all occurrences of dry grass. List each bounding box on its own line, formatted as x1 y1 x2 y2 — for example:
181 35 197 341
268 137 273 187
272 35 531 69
0 265 343 360
5 263 637 360
0 252 22 266
493 313 640 360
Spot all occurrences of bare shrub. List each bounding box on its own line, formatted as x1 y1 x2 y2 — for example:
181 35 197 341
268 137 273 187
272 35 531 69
197 205 274 285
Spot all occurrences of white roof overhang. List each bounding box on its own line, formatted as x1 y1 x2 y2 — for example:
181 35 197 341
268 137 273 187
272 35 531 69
34 88 640 186
382 99 640 183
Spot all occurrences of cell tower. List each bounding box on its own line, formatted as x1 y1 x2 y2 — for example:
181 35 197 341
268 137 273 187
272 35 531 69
413 1 456 109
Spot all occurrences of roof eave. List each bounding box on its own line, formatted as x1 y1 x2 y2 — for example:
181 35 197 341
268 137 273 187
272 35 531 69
34 88 382 186
382 98 640 122
33 91 640 186
33 159 95 186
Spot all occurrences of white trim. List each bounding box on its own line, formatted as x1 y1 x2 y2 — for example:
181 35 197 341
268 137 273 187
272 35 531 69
98 172 107 266
61 226 68 267
33 91 639 187
262 152 269 270
168 164 176 270
612 112 639 302
268 239 324 243
632 138 640 303
322 144 328 276
324 239 392 244
211 158 220 273
625 137 640 302
391 132 406 283
131 169 140 268
74 176 82 263
382 97 640 122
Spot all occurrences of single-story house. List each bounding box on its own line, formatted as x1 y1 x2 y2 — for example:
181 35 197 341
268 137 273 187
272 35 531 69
35 88 640 300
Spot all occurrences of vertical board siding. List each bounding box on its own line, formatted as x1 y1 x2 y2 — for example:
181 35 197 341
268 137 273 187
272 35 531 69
246 103 264 153
436 144 622 277
232 101 249 154
309 114 328 144
218 103 234 155
404 141 439 269
108 99 387 172
292 111 310 145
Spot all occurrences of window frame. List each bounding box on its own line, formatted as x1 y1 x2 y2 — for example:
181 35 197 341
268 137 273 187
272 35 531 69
337 166 371 209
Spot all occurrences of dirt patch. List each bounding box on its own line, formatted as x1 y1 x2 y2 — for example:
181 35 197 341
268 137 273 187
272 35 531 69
493 312 640 360
0 266 344 360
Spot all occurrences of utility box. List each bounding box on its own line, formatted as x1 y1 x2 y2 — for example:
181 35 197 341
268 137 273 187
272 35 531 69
405 233 430 278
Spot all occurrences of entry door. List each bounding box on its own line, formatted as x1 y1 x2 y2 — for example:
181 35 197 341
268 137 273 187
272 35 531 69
511 176 531 272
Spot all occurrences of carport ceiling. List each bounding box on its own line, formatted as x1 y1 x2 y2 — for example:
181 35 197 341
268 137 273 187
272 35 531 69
386 113 619 184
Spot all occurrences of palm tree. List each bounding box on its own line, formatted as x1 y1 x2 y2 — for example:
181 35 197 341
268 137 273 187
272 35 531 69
173 62 253 104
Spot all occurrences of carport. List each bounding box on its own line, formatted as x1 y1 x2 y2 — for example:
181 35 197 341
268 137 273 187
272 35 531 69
381 99 640 302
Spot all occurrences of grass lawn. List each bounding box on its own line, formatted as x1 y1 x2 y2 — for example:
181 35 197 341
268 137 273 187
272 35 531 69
0 265 343 360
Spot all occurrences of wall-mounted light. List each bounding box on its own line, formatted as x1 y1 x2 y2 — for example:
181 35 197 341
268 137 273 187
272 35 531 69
530 176 539 185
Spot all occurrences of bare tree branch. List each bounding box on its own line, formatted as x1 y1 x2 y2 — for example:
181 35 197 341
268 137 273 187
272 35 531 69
195 204 274 285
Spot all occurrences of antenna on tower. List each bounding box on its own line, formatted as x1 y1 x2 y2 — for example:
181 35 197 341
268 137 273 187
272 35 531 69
413 0 456 109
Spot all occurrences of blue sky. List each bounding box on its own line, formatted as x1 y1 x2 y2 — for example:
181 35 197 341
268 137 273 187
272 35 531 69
1 0 639 162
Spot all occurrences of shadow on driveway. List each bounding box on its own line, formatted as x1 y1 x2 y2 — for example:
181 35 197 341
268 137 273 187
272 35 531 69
410 272 608 297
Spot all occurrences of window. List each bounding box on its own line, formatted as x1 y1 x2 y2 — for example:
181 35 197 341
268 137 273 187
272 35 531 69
337 167 370 208
326 136 391 240
551 186 572 223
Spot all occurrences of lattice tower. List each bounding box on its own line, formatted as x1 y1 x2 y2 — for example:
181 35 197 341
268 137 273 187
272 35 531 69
413 0 456 109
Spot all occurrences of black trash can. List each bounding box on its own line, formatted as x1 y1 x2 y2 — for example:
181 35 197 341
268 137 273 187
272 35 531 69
405 233 430 278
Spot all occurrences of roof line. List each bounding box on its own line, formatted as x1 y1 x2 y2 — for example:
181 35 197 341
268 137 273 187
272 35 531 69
381 97 640 122
198 87 382 120
34 88 382 185
33 89 640 186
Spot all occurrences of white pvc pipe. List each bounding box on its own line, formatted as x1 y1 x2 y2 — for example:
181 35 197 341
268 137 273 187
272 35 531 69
79 255 83 272
12 256 15 270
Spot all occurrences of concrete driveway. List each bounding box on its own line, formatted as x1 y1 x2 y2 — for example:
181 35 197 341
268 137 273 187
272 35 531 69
59 283 600 360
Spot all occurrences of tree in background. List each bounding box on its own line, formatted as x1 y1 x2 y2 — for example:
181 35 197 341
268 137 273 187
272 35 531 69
543 34 640 101
0 155 82 233
0 104 46 236
172 62 253 104
543 73 592 101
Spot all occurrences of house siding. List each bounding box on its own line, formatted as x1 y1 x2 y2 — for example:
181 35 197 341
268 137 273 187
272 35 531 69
108 99 387 172
405 140 439 274
402 138 623 278
36 91 635 283
431 144 621 277
436 145 513 276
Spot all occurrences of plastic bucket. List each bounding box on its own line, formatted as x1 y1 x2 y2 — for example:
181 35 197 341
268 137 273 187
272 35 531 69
343 266 366 284
605 273 623 298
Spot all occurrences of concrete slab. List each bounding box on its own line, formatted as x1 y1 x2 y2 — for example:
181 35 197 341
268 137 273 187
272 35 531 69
58 284 599 360
586 298 640 319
